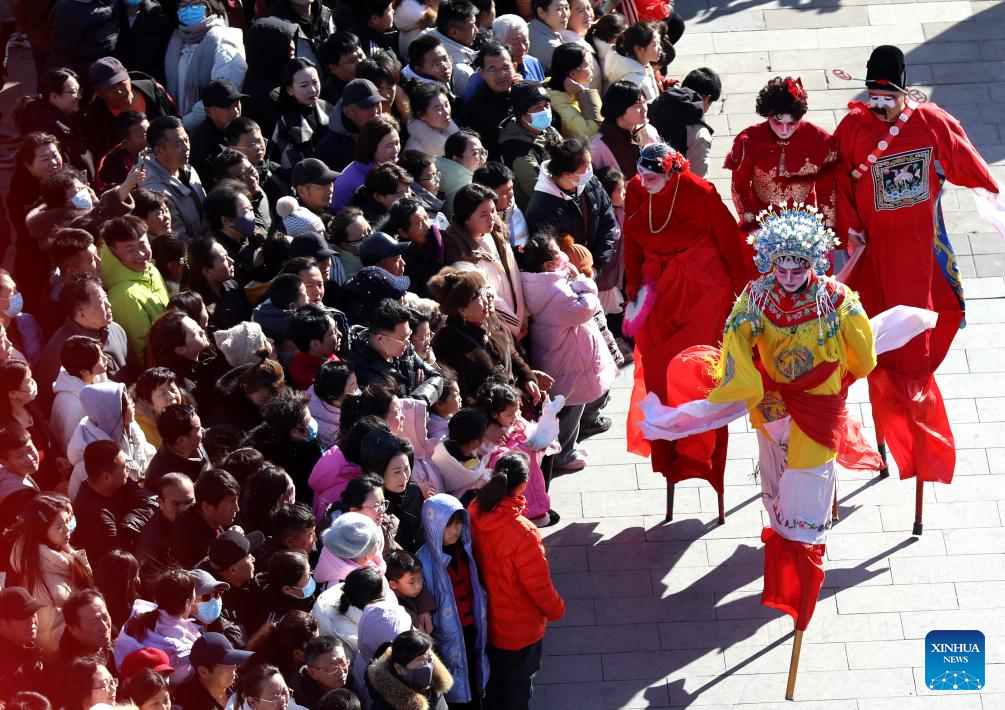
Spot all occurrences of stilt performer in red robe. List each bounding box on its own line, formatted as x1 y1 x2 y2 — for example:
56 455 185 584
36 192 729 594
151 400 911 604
832 45 1000 533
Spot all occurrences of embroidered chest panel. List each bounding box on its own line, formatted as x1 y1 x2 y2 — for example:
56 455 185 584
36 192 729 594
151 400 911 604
871 147 933 211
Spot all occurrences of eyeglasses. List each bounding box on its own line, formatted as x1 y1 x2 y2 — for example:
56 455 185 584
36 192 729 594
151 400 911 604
429 59 452 71
362 501 389 512
471 148 488 159
61 89 82 98
421 170 442 182
311 658 350 674
93 677 118 692
381 331 413 348
254 688 291 706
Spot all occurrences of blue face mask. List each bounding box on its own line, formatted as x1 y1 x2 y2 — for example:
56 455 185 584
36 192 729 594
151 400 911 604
4 291 23 319
177 4 207 26
66 516 78 535
528 108 552 131
299 576 317 598
195 597 222 624
122 0 142 7
305 417 319 442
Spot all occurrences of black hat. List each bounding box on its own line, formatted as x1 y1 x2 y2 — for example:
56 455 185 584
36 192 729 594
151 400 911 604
359 232 410 266
89 57 129 93
292 158 339 187
205 529 264 571
866 45 907 92
352 266 408 301
0 587 44 620
190 632 254 669
343 79 384 108
510 81 550 118
201 79 248 108
291 231 336 259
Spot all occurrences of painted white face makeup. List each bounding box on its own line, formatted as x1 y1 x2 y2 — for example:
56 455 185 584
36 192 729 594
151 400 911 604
768 113 800 140
638 166 668 194
774 257 811 292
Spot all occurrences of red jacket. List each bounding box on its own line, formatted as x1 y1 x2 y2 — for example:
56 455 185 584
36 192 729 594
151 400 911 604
468 495 565 650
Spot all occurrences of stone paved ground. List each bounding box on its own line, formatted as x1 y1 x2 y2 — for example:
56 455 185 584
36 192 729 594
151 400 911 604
536 1 1005 707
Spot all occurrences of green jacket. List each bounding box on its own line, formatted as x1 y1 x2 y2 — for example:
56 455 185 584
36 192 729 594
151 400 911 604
499 119 562 210
100 244 170 360
435 156 473 221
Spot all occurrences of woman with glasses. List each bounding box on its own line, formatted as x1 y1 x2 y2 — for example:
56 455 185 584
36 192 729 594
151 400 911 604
405 83 459 159
60 655 117 710
367 630 452 710
14 67 95 179
327 207 373 284
400 150 445 218
546 42 602 142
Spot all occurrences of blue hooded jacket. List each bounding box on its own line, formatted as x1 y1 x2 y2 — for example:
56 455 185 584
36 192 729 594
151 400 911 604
416 494 490 703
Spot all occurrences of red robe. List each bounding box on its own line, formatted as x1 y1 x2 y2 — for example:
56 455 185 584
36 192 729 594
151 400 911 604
833 101 998 484
624 172 756 491
724 120 838 233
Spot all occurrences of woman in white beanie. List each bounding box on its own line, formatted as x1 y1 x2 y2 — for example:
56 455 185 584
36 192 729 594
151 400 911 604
213 321 275 369
314 511 386 589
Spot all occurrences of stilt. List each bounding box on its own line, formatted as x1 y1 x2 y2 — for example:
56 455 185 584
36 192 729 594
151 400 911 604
717 490 726 525
785 628 804 700
913 477 924 536
877 428 889 479
831 493 839 522
666 481 675 521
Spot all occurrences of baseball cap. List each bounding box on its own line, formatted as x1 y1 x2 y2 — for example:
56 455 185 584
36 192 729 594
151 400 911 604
510 81 550 118
291 231 336 259
201 79 249 109
292 158 339 187
119 647 175 679
89 57 129 93
343 79 384 108
189 568 231 596
0 587 44 619
190 632 254 669
358 232 410 267
351 266 409 301
206 529 265 572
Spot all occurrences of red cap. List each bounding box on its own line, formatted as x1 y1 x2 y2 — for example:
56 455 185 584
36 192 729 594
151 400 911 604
120 647 175 679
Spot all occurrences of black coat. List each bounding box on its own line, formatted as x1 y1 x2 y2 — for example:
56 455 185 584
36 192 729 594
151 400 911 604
209 364 266 432
189 118 228 188
14 99 95 179
48 0 119 78
385 481 425 553
84 74 176 159
346 326 444 405
241 17 298 140
459 84 512 162
523 173 618 268
115 0 173 84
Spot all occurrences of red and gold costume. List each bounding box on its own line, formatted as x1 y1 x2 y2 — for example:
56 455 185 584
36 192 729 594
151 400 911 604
724 121 838 233
834 100 998 484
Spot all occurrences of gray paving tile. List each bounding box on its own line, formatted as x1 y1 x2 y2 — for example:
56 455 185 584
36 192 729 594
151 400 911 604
835 582 959 614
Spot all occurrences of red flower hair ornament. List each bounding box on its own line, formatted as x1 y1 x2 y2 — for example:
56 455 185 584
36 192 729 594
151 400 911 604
660 151 691 174
785 77 807 102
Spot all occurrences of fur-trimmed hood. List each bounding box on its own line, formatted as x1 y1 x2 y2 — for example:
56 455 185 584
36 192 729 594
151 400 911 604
366 648 453 710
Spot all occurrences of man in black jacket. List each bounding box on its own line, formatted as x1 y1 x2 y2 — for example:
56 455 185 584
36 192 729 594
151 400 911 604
460 41 516 162
190 80 248 188
0 588 45 702
136 472 195 567
144 404 213 491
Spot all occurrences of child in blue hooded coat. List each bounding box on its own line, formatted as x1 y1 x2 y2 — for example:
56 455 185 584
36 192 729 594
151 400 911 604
416 493 490 707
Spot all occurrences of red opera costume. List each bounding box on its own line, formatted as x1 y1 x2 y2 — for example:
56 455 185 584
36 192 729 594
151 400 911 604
623 143 755 497
725 120 838 233
834 99 998 484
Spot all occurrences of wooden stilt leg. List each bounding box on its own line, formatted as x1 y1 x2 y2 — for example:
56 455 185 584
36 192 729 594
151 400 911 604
913 478 924 536
666 481 675 522
785 629 805 700
831 493 839 522
877 428 889 479
718 490 725 525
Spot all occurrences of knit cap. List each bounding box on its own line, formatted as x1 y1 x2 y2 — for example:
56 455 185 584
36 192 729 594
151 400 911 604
213 322 273 368
426 266 486 316
277 196 326 237
559 234 594 278
322 512 381 560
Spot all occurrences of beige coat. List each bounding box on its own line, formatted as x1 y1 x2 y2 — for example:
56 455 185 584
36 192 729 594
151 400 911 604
10 540 91 654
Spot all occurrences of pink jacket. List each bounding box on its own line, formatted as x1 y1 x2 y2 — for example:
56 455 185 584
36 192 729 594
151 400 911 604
308 447 363 519
315 547 387 588
520 270 619 405
487 423 550 520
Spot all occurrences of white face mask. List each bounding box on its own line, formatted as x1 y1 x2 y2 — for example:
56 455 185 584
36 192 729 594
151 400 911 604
70 187 94 211
575 166 593 194
868 95 898 110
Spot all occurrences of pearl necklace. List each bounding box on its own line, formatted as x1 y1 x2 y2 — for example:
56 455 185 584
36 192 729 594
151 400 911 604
647 173 682 232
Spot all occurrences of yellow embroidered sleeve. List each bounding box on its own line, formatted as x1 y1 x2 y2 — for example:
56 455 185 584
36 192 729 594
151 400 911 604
708 296 764 410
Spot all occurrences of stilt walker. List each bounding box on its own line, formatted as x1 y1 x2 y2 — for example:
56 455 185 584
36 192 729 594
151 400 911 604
832 45 1001 532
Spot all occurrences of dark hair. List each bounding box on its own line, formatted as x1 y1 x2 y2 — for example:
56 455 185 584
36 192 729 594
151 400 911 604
407 34 444 69
83 439 122 480
211 148 249 182
258 233 293 280
615 21 659 59
156 403 198 446
267 549 310 589
222 447 266 485
448 407 487 444
389 629 434 667
351 0 393 25
157 472 193 497
473 39 510 69
280 58 321 107
134 367 181 404
93 549 139 630
547 138 588 176
261 390 310 438
339 472 384 511
0 360 29 425
288 303 335 353
195 468 241 507
271 503 316 540
547 43 588 91
476 380 520 421
304 635 345 666
60 273 103 319
16 131 59 171
131 188 169 219
247 611 318 678
61 655 106 710
452 183 496 226
362 162 412 199
269 273 307 310
360 428 414 478
437 0 477 35
152 235 187 279
595 165 625 195
40 167 83 208
682 67 722 102
241 356 286 398
368 298 412 334
586 12 627 46
472 161 514 190
181 237 222 297
601 80 644 123
100 215 147 246
320 31 362 66
354 115 399 164
125 568 195 639
235 664 283 708
476 451 530 511
203 179 250 231
204 424 244 467
242 462 291 534
147 308 191 367
61 588 106 630
0 422 32 457
327 206 366 246
444 129 478 161
318 689 360 710
113 110 147 141
338 567 385 614
384 197 424 237
60 335 103 377
755 75 808 120
281 256 320 278
313 360 355 405
336 414 390 464
146 115 184 150
357 50 401 88
384 549 423 583
48 228 94 269
120 669 169 707
399 150 434 181
409 82 450 120
38 67 79 103
224 116 262 146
